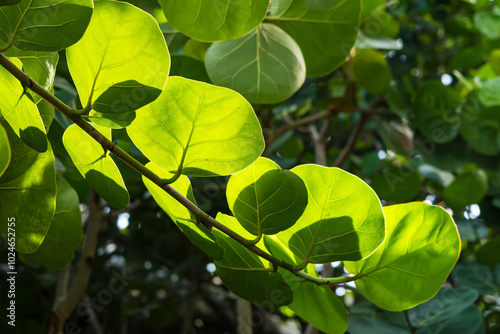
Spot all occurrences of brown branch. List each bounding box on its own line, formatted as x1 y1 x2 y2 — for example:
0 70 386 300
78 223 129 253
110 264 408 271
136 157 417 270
333 114 369 168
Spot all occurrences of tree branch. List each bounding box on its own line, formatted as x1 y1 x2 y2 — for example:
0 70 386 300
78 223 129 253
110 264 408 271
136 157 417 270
333 114 369 168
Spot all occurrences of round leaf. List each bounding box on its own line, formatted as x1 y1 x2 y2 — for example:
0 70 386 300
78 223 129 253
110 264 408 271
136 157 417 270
442 168 488 211
159 0 269 42
226 157 308 235
267 0 361 76
170 55 210 83
127 76 264 177
353 49 392 96
304 0 343 10
205 23 306 104
476 235 500 265
67 1 170 124
276 165 385 264
452 262 500 295
345 202 461 311
0 0 93 52
62 124 129 209
371 164 423 203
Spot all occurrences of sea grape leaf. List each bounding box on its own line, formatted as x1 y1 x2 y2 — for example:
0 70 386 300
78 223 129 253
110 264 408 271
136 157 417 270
478 77 500 107
127 76 264 177
442 168 488 211
142 162 223 260
66 0 170 124
452 262 500 295
417 306 483 334
348 317 409 334
158 0 269 42
0 123 10 178
62 123 129 209
267 0 361 77
170 55 210 83
226 157 308 236
353 49 392 96
3 47 58 104
0 123 56 253
205 23 306 104
213 213 293 308
19 175 82 269
0 0 22 5
0 0 93 52
0 58 47 152
182 39 210 62
476 235 500 265
370 164 423 203
276 164 385 264
460 107 500 156
304 0 343 10
345 202 461 311
414 81 460 144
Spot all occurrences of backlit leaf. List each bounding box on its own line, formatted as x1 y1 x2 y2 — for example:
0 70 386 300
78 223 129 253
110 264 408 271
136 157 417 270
0 123 10 178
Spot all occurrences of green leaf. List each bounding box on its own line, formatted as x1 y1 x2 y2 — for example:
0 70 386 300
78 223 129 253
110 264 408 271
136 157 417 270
3 47 58 104
356 32 403 50
127 76 264 177
161 22 189 54
280 266 348 334
304 0 342 10
142 162 223 260
408 287 479 328
0 58 47 152
353 49 392 96
182 39 210 62
460 111 500 156
348 317 409 334
442 168 488 211
345 202 461 311
37 97 55 130
0 123 10 178
205 23 306 104
476 235 500 265
452 262 500 295
170 55 210 83
62 123 129 209
19 175 82 270
275 165 385 264
488 49 500 74
0 0 93 52
474 10 500 40
371 163 423 203
0 123 56 253
0 0 22 5
267 0 361 77
360 0 385 20
213 213 293 308
417 306 483 334
158 0 269 42
66 0 170 123
278 136 304 158
414 81 460 144
478 78 500 107
226 157 308 236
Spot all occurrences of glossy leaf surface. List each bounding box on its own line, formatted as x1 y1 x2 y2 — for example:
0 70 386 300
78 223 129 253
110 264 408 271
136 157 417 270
20 175 82 269
63 124 129 209
276 165 385 264
142 162 223 260
128 76 264 177
345 203 461 311
205 23 306 104
226 157 308 235
67 0 170 122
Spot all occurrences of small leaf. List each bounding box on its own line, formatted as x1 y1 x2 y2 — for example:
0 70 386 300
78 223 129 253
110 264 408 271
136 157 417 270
0 0 93 51
353 49 392 96
127 76 264 177
67 0 170 124
158 0 269 42
63 124 129 209
0 58 47 152
19 175 83 270
414 81 460 144
205 23 306 104
142 162 223 260
213 213 293 308
226 157 308 235
268 0 361 76
0 123 10 178
442 168 488 211
370 163 423 203
276 165 385 264
477 77 500 107
345 202 461 311
0 122 56 253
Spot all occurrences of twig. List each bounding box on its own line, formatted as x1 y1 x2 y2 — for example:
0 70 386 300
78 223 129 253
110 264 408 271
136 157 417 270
333 114 369 168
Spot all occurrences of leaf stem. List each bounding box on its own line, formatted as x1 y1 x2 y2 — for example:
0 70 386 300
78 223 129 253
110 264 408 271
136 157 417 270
0 52 359 287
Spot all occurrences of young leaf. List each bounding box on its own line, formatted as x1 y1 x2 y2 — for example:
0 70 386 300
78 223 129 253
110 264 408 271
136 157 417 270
62 124 129 209
276 165 385 264
205 23 306 104
0 122 56 254
0 58 47 152
142 162 223 260
0 0 93 52
0 123 10 178
19 175 83 270
66 0 170 126
267 0 361 76
158 0 269 42
226 157 308 236
345 202 461 311
213 213 293 308
127 76 264 177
